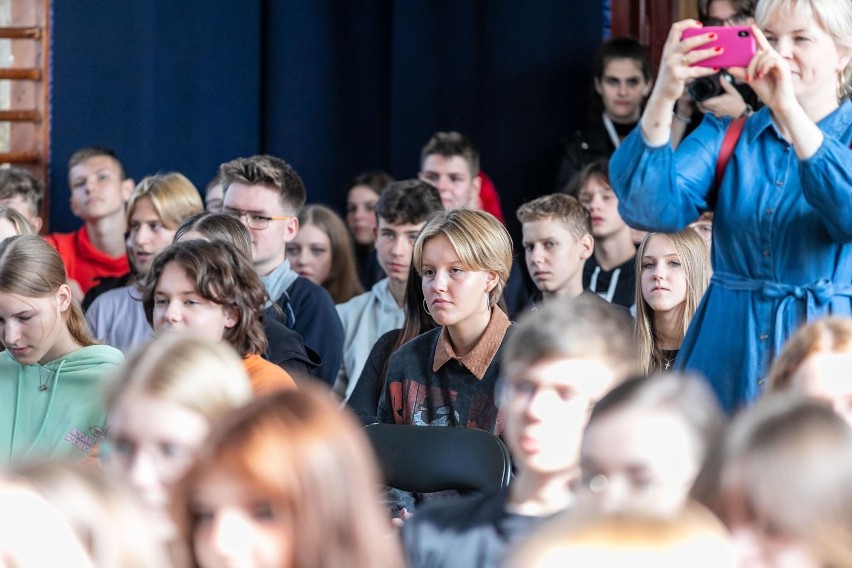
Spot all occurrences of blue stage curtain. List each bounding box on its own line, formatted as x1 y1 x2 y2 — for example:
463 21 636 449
51 1 262 231
51 0 602 240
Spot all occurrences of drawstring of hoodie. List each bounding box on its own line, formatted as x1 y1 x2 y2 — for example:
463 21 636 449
15 358 66 463
588 266 621 303
8 366 22 463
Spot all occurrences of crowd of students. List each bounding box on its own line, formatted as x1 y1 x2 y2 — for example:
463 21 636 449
0 0 850 566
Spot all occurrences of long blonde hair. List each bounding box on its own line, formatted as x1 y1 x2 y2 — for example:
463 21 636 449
0 235 96 348
635 230 710 374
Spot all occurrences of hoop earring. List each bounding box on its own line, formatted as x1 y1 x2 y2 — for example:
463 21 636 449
423 298 432 316
838 69 843 102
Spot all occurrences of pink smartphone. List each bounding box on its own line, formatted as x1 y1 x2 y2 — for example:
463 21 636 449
681 26 756 68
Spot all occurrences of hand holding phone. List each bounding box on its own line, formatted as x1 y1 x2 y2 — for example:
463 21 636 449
681 26 756 68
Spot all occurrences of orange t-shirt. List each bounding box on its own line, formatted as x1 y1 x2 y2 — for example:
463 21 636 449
44 227 129 293
242 353 297 396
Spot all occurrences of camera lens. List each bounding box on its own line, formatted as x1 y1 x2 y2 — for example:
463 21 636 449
738 30 749 37
688 73 724 102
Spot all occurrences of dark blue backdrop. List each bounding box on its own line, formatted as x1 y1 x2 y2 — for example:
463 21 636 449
51 1 603 242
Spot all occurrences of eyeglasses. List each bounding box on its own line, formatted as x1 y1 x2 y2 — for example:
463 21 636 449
498 378 595 411
703 13 751 26
101 436 196 482
222 208 294 230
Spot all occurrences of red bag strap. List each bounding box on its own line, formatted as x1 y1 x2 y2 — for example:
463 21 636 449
714 117 747 191
707 116 747 211
707 119 852 210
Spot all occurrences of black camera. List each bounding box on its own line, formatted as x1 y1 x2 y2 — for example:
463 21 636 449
687 70 734 102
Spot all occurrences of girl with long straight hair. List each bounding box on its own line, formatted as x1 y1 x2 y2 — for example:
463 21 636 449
287 204 364 304
634 229 710 374
0 235 123 466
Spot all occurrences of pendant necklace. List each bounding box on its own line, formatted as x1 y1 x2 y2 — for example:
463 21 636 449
38 343 76 392
661 349 678 371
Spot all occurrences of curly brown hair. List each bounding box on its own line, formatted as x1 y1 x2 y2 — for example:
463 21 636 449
140 239 268 357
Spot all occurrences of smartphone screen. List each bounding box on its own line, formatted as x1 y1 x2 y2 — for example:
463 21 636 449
681 26 756 68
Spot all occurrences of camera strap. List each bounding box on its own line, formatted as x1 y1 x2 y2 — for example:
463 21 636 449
708 116 747 210
602 113 621 149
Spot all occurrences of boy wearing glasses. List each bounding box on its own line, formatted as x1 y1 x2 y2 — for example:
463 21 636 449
402 295 637 568
219 154 343 386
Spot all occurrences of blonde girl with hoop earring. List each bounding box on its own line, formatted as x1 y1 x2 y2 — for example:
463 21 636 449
0 235 123 467
377 208 513 433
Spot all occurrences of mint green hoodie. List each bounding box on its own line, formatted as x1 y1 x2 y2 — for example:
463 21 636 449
0 345 123 468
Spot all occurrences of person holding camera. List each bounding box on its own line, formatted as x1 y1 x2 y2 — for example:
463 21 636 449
671 0 761 148
609 0 852 412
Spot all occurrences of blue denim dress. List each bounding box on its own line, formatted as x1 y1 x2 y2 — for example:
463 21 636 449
610 100 852 411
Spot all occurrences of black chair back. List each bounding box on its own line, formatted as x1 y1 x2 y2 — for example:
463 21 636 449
364 423 512 493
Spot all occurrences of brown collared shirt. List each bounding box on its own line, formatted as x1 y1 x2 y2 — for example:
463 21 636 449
378 307 513 433
432 307 512 380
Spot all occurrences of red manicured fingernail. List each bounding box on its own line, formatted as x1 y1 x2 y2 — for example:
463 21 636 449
713 67 720 71
708 33 717 39
714 46 723 52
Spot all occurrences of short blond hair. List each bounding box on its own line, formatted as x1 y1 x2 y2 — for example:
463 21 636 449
516 193 592 241
756 0 852 100
413 209 512 308
505 294 637 380
507 501 734 568
126 173 204 229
